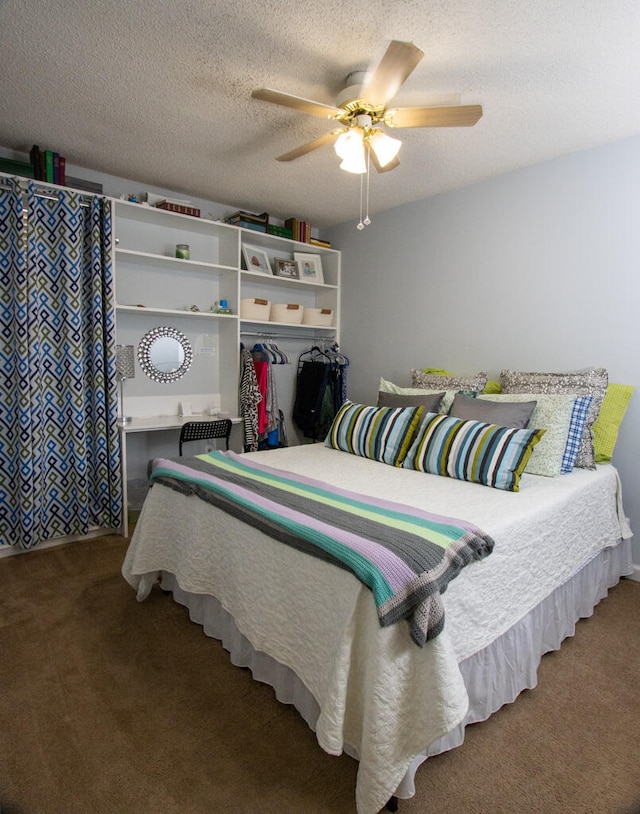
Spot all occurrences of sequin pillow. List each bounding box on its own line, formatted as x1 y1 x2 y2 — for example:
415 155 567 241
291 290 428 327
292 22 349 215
499 368 608 469
411 369 488 395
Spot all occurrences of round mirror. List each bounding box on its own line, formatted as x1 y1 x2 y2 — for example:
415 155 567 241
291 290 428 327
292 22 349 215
138 326 193 383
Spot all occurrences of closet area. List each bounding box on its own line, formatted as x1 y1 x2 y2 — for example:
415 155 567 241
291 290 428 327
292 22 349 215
113 198 343 525
240 337 349 451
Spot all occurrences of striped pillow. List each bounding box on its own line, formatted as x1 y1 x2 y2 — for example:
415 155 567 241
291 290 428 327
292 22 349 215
402 412 545 491
325 401 424 467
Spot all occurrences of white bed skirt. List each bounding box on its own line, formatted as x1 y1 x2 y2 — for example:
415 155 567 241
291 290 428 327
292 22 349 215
160 538 631 803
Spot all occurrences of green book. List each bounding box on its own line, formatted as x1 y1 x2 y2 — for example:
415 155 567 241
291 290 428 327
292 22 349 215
45 150 54 183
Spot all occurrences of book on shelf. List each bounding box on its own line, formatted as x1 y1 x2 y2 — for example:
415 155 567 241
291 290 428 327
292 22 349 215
0 156 35 179
157 201 201 218
45 150 54 183
227 210 269 227
309 237 332 249
233 219 267 232
29 144 41 179
285 217 313 243
228 209 268 219
65 176 103 194
268 224 293 239
284 217 300 241
29 144 68 184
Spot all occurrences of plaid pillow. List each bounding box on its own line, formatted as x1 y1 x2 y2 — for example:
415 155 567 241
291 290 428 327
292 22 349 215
561 396 593 473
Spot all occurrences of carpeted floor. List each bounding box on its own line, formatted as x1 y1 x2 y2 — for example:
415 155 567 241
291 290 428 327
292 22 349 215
0 534 639 814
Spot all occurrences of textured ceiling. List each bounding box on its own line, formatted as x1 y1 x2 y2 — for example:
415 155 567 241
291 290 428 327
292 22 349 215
1 0 639 228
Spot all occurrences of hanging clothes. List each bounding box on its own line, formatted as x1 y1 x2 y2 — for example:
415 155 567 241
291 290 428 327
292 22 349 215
253 359 269 434
239 345 262 452
293 346 349 442
241 342 290 451
250 344 282 437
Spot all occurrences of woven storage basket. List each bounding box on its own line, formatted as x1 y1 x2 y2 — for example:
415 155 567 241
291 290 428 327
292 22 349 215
270 303 304 324
240 298 271 320
302 307 334 326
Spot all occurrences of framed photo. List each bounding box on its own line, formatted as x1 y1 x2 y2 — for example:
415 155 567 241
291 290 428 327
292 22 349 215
242 244 272 275
274 257 300 280
293 252 324 284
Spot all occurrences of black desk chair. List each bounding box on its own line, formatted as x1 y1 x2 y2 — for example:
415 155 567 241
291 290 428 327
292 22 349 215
179 419 232 456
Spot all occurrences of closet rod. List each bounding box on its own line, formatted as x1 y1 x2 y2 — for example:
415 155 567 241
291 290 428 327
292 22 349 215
241 330 337 341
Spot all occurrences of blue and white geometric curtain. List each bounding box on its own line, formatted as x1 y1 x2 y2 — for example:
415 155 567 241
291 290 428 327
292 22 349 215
0 178 122 549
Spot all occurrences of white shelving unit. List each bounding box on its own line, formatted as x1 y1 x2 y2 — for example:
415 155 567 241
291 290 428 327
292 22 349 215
113 201 242 423
113 201 341 525
113 200 341 421
237 231 340 342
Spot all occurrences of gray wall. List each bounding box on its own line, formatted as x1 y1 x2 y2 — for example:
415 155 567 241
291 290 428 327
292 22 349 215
327 135 640 566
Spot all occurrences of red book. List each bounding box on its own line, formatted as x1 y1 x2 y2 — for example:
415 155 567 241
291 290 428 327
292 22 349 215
59 156 66 186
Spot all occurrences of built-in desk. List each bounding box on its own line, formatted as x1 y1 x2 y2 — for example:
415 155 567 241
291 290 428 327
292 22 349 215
119 414 241 536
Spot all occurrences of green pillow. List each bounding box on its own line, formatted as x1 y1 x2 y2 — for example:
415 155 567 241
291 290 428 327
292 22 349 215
483 380 501 394
592 384 634 462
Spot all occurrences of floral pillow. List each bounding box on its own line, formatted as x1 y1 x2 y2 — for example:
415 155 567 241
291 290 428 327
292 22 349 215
500 368 607 469
411 369 488 395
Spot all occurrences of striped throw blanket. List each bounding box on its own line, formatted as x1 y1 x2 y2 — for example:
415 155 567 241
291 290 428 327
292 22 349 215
149 450 494 646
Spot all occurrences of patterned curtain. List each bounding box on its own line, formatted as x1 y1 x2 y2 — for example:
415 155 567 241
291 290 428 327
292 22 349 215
0 179 122 549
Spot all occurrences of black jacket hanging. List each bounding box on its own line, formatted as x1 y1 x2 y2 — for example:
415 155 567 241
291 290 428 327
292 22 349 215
293 347 349 441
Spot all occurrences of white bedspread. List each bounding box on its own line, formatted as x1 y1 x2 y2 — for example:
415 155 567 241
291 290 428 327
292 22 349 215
122 446 631 814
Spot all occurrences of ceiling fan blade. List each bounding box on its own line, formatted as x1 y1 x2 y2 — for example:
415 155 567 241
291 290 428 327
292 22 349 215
367 146 400 174
387 104 483 128
276 130 344 162
362 40 425 107
252 88 342 119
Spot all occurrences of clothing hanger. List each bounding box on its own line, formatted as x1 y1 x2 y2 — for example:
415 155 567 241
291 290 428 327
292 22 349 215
325 343 349 366
251 341 291 365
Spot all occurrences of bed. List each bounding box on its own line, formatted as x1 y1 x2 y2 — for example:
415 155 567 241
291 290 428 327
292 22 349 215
122 439 633 814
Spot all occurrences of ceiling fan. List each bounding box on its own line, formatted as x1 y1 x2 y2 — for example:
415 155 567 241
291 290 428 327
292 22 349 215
252 40 483 174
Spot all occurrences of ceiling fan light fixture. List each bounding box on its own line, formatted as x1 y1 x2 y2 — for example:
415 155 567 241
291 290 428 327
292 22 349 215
335 129 367 174
368 129 402 168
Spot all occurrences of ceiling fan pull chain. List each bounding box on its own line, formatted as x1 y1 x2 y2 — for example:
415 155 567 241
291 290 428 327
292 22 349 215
364 148 371 226
357 172 365 230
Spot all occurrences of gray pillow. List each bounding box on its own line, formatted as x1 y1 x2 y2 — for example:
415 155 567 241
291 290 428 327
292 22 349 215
449 392 537 429
377 390 445 412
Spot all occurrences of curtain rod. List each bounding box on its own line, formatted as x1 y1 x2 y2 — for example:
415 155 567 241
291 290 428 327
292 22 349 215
0 176 95 206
